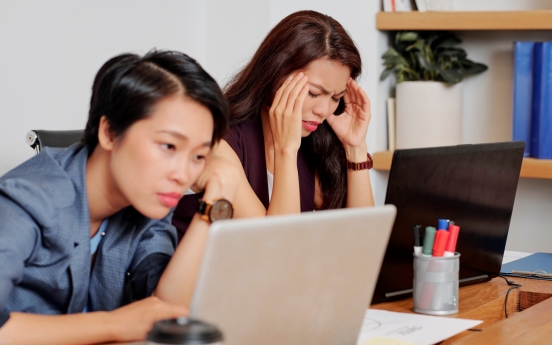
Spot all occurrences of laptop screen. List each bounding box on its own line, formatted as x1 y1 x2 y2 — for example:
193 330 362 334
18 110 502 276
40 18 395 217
371 142 525 304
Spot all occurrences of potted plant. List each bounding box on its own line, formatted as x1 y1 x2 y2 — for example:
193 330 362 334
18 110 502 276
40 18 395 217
380 31 488 149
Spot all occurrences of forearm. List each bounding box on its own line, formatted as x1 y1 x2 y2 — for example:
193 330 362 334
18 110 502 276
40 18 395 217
154 214 210 308
267 150 301 216
345 144 374 208
0 311 117 345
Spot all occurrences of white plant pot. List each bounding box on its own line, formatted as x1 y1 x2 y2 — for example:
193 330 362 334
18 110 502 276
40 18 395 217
396 81 463 149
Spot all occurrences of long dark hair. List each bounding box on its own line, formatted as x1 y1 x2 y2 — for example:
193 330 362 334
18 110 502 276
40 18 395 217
224 11 362 209
83 50 229 153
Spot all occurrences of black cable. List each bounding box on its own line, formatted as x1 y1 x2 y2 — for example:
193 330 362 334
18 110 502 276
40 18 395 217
498 275 522 318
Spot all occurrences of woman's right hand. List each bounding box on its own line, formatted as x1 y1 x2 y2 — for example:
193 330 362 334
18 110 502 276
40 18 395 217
190 147 241 203
110 296 188 343
268 72 309 154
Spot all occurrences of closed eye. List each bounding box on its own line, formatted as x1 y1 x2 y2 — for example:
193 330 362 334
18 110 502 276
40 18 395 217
308 91 319 98
332 97 341 103
161 143 176 151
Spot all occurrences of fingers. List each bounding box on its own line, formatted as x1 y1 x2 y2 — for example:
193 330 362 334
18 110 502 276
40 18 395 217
283 74 308 115
345 79 371 120
271 73 308 117
352 80 371 120
347 78 360 106
292 83 309 115
272 74 293 111
162 304 188 319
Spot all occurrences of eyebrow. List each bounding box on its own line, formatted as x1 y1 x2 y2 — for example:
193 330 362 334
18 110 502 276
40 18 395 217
158 130 211 147
309 82 347 96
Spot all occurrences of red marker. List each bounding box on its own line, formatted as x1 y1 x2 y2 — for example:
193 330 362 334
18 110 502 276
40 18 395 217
432 230 450 257
444 225 460 257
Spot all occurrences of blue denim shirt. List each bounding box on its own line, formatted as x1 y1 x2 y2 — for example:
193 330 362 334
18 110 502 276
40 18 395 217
0 144 177 324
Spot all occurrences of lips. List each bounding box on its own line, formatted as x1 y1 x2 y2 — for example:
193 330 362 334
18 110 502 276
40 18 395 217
302 120 320 132
157 192 182 208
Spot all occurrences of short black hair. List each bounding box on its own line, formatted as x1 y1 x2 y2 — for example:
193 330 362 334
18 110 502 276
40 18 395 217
82 50 229 152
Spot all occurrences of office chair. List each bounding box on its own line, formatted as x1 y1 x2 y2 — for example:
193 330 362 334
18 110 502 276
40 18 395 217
25 130 84 154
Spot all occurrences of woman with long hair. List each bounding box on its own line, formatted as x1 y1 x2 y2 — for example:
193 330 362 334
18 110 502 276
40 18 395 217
173 10 373 236
0 50 239 344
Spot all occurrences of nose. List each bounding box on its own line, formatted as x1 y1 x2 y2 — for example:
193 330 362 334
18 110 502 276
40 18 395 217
311 98 331 120
170 157 190 187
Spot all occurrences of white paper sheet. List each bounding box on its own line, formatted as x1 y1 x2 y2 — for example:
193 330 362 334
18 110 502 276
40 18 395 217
357 309 482 345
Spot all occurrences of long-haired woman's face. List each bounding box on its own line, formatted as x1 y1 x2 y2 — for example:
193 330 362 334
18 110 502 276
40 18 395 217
297 58 350 136
107 95 213 219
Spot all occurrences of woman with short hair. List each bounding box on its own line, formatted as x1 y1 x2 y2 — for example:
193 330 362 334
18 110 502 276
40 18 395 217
0 50 239 344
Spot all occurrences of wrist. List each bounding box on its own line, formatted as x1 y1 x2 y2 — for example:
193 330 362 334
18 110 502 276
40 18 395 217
274 146 298 160
344 143 368 162
102 311 122 342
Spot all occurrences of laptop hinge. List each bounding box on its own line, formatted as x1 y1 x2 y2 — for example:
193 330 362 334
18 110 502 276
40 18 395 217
385 288 413 298
459 274 489 283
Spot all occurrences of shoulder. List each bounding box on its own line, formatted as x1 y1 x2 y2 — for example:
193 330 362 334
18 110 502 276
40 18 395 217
224 120 263 160
225 120 261 144
0 144 86 227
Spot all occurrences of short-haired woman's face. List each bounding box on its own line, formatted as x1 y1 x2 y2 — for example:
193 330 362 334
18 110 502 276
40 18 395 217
108 95 213 219
298 58 350 136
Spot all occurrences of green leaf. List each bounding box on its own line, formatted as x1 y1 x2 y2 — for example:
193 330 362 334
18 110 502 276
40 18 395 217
395 32 418 44
414 51 433 71
380 68 394 81
382 47 400 59
382 30 486 83
440 69 463 84
436 47 467 57
406 39 425 53
435 36 462 49
461 61 488 76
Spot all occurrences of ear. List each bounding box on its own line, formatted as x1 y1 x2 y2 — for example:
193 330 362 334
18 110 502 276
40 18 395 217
97 116 116 151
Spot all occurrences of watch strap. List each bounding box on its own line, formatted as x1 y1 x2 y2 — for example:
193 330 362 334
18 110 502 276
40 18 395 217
346 153 373 170
197 199 211 222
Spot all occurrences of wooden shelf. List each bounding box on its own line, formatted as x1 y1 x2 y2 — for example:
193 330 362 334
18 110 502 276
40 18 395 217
373 151 552 179
376 11 552 31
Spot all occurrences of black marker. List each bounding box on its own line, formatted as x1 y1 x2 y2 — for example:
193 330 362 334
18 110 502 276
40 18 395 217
413 223 423 256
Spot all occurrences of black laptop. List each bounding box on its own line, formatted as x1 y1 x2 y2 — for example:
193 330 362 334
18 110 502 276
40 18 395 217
371 141 525 304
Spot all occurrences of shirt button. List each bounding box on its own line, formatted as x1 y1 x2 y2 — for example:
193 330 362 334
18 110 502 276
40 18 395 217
101 232 106 236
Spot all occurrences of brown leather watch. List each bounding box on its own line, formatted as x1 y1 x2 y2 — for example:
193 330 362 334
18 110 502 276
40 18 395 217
197 198 234 223
346 153 373 170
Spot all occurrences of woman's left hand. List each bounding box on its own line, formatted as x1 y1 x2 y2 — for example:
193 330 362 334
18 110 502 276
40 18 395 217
326 78 371 149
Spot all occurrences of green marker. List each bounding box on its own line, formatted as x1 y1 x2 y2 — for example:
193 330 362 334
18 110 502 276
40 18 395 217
422 226 437 257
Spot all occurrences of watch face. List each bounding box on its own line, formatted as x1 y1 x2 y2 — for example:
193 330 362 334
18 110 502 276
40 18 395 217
210 199 233 221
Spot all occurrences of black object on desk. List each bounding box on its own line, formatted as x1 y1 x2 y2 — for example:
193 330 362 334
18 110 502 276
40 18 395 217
372 141 525 304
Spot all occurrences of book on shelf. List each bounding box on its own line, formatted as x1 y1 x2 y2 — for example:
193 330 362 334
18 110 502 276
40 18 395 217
383 0 413 12
423 0 453 11
512 42 535 157
531 42 552 159
414 0 427 12
511 41 552 160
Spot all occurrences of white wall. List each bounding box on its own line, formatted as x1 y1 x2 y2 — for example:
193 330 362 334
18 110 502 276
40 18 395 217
0 1 549 252
0 0 206 174
0 0 387 199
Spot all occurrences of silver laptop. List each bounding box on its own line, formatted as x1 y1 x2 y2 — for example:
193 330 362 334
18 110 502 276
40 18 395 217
190 205 396 345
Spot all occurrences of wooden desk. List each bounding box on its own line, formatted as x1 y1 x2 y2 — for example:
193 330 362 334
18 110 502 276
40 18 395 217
371 277 552 344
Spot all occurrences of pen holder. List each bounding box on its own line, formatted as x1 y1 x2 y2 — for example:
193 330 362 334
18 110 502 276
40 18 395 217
413 253 460 315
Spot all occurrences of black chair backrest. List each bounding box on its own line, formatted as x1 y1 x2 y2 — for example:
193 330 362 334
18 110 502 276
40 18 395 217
26 130 84 154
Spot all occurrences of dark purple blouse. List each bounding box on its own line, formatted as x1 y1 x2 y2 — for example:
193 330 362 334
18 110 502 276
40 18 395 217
172 120 315 240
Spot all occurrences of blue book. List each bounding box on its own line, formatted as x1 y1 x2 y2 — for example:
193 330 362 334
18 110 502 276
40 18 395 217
501 252 552 280
531 42 552 159
512 42 534 157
